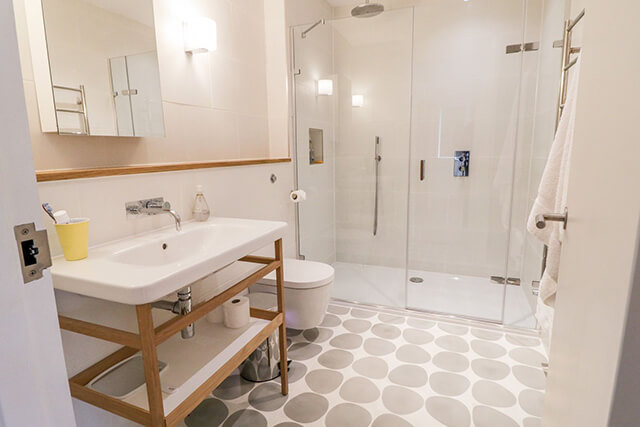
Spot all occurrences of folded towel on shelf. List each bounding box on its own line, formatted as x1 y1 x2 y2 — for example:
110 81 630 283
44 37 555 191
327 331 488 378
527 56 582 306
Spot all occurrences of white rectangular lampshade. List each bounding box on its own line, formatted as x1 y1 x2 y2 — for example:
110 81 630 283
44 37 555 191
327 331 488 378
352 94 364 107
184 17 217 54
317 79 333 96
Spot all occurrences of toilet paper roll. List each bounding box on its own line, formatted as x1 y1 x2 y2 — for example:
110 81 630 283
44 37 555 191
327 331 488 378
290 190 307 203
223 296 250 329
205 306 224 324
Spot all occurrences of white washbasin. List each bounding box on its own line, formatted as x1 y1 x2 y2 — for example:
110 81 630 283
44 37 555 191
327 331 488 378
51 217 287 305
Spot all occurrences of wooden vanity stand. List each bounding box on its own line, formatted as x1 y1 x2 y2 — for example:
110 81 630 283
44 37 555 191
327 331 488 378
58 239 288 426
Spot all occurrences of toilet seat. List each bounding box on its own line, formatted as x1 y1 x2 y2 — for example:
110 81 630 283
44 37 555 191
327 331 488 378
258 259 334 289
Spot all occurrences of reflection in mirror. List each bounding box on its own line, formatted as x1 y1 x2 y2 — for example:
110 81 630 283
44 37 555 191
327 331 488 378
41 0 165 137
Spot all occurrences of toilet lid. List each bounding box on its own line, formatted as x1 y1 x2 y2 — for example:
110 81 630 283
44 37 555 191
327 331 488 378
258 259 334 289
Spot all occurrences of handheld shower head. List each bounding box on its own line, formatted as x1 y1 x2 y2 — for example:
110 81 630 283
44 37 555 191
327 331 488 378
351 0 384 18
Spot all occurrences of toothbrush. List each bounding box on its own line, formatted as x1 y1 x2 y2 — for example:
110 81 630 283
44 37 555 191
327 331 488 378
42 203 57 223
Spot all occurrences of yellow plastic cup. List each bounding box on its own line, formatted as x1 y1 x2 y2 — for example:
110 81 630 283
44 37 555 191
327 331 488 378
55 218 89 261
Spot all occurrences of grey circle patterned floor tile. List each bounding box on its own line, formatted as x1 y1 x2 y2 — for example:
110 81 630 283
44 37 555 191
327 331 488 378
472 406 519 427
327 305 350 315
185 398 228 427
351 308 376 318
274 423 303 427
426 396 471 427
506 334 540 347
248 382 288 412
213 375 255 400
509 348 548 367
343 318 372 333
472 381 517 407
470 339 507 359
381 385 424 415
222 409 267 427
389 364 428 388
396 344 431 364
378 314 405 324
283 393 329 423
429 372 470 396
471 328 503 341
288 342 322 361
432 352 470 372
513 365 546 390
471 359 510 380
318 349 354 369
519 389 544 417
320 314 341 327
406 317 436 329
438 323 469 335
305 369 344 394
302 327 333 343
276 361 307 384
523 416 542 427
372 323 402 340
402 328 434 345
364 337 396 356
325 403 372 427
329 333 363 350
287 328 303 337
372 413 413 427
353 356 389 379
340 377 380 403
435 335 470 353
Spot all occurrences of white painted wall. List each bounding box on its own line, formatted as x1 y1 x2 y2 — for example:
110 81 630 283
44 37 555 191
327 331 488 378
542 0 640 424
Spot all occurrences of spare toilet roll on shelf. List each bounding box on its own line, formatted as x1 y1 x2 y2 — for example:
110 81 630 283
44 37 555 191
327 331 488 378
222 295 250 328
290 190 306 203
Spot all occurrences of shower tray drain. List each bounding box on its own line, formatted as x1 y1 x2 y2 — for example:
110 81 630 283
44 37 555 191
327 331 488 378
409 277 424 284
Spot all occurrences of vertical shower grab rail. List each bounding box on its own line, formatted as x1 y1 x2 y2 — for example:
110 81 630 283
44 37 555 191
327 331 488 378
373 136 381 236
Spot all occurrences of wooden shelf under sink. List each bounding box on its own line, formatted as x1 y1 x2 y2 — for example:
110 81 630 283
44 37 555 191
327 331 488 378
59 241 288 426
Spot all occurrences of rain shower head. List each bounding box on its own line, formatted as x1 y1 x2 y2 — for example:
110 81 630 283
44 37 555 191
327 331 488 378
351 0 384 18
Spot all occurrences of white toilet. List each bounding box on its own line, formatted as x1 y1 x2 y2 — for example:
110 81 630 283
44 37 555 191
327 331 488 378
249 258 334 330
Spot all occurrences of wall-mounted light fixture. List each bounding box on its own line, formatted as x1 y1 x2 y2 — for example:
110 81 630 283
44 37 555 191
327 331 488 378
317 79 333 96
352 94 364 107
183 17 217 54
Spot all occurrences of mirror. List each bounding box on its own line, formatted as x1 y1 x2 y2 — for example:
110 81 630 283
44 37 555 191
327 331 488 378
40 0 165 137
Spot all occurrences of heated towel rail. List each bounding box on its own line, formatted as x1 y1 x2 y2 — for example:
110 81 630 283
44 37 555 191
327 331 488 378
53 84 90 135
539 8 585 278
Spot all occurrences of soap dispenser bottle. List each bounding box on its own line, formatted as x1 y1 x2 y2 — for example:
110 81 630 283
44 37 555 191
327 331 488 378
192 185 210 221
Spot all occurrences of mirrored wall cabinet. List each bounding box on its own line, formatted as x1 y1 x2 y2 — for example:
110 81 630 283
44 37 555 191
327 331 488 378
24 0 165 137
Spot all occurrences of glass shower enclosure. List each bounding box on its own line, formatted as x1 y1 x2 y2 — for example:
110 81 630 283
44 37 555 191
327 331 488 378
292 1 551 328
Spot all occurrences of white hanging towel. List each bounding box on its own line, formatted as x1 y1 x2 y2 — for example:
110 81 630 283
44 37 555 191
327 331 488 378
527 56 582 306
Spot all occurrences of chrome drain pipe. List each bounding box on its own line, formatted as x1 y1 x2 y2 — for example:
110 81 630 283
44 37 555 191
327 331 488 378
151 286 194 339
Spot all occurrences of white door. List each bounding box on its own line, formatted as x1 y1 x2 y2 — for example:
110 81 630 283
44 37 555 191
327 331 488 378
542 0 640 425
0 2 75 426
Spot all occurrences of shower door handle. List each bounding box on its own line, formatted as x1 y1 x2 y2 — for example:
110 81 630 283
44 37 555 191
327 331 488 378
374 136 381 236
420 160 426 181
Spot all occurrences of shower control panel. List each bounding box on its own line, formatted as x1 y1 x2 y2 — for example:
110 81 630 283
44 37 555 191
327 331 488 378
454 151 470 177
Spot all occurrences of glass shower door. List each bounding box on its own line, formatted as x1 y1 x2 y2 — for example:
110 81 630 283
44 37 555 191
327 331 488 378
406 0 526 322
292 9 414 308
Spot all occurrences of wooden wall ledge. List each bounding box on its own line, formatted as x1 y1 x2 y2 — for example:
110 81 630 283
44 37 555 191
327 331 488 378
35 158 291 182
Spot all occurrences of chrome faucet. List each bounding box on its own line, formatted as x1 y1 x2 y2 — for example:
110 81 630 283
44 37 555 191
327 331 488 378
152 286 195 339
125 197 182 231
